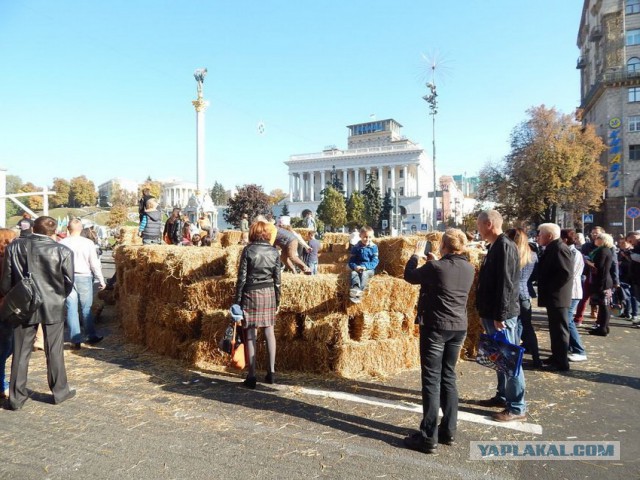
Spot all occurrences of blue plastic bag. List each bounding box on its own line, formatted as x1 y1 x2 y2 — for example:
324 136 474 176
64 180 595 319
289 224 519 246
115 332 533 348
476 330 524 377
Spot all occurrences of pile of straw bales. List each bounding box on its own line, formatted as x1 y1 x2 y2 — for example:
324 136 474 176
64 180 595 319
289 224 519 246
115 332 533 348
114 231 484 379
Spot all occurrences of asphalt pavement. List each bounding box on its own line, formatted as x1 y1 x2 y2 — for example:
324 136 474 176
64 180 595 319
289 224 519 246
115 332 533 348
0 252 638 479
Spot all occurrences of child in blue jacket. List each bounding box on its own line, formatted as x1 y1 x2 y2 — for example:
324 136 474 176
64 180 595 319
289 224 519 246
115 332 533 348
348 226 379 302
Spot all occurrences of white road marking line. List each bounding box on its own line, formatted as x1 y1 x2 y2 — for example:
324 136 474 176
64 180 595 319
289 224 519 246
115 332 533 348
279 385 543 435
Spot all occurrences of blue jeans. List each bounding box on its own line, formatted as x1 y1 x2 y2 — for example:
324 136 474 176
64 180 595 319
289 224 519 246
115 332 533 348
621 283 637 317
350 269 374 291
567 298 586 355
307 261 318 275
0 323 12 392
65 276 97 343
481 317 526 415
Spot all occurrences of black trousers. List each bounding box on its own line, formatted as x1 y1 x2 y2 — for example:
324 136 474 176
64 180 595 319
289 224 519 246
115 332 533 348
418 327 466 447
546 307 570 369
9 322 70 409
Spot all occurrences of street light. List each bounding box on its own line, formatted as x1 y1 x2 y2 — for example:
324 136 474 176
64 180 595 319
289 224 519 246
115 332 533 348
423 82 438 232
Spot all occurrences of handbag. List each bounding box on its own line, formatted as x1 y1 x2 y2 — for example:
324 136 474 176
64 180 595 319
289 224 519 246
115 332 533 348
476 330 524 377
0 241 43 327
230 322 246 370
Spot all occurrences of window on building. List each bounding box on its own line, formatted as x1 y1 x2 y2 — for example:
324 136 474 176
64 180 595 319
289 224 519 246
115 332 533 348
630 145 640 161
628 57 640 74
630 87 640 102
399 169 404 179
627 29 640 46
629 115 640 132
387 171 391 179
627 0 640 15
399 187 404 196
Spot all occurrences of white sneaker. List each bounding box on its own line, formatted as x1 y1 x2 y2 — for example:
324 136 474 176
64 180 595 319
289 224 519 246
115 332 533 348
632 317 640 326
568 353 587 362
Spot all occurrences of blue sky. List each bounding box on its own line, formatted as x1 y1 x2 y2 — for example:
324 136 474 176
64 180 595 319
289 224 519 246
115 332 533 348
0 1 583 195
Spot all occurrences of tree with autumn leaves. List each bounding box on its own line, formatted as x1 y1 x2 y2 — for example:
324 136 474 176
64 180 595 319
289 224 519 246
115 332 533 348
477 105 607 225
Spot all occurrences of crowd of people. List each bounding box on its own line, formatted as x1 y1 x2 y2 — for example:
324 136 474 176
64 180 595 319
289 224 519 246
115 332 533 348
3 202 637 460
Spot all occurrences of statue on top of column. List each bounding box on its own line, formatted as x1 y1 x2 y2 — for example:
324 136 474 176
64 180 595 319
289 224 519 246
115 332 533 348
194 68 207 98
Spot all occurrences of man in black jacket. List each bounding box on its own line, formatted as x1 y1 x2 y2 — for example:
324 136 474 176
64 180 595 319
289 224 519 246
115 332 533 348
1 216 76 410
537 223 573 371
476 210 526 422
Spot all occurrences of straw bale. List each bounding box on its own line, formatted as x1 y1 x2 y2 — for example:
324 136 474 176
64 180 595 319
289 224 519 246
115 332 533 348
321 232 350 245
118 294 145 342
200 309 232 345
187 340 231 367
147 271 185 304
183 276 236 311
119 226 142 246
293 228 314 237
317 252 349 264
302 313 349 344
333 335 420 379
144 303 201 338
350 311 406 341
223 245 245 277
331 243 351 254
317 264 349 274
375 236 421 277
255 338 333 374
145 325 189 359
220 230 243 247
274 312 300 341
344 274 419 316
279 273 347 314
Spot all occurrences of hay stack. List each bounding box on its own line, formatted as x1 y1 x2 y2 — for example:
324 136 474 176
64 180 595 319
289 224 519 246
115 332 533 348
349 311 409 341
333 336 420 378
220 230 243 247
317 264 349 274
118 226 143 246
279 273 347 314
321 232 350 245
183 276 237 311
344 274 419 317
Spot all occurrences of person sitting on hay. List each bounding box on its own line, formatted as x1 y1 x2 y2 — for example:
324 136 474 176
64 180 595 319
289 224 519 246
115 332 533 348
348 226 379 303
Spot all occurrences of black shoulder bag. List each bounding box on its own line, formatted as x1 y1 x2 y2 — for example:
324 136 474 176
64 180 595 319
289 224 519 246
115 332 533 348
0 241 44 327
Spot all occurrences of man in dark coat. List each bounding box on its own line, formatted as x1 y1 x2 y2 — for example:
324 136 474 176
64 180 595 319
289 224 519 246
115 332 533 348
475 210 525 422
1 216 76 410
536 223 573 371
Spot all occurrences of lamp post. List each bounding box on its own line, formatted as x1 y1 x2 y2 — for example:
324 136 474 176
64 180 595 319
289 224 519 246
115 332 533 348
423 82 438 231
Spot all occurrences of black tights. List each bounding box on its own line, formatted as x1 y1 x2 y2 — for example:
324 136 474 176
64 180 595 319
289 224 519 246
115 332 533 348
244 326 276 379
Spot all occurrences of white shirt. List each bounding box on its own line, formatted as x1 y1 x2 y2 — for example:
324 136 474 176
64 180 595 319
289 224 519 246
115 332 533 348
570 245 584 300
60 235 106 286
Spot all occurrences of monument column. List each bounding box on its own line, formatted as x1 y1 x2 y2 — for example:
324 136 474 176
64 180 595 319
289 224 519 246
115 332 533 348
289 174 293 202
354 168 360 192
343 169 348 196
320 170 326 193
310 172 315 202
403 165 408 196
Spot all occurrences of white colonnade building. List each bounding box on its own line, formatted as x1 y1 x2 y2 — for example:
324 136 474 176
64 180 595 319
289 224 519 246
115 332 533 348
285 119 434 232
160 179 197 209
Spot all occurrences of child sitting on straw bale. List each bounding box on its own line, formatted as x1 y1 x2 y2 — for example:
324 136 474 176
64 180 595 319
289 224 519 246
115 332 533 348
137 198 163 245
304 230 321 275
348 226 379 303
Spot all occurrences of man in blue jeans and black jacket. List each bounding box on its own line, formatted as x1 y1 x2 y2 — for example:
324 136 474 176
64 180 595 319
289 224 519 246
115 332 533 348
476 210 526 422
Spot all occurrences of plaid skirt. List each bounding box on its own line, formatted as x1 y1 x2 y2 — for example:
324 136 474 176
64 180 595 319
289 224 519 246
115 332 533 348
241 286 277 328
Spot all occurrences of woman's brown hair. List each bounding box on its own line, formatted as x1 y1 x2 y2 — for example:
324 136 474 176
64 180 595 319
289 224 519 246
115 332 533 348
0 228 17 257
249 221 271 243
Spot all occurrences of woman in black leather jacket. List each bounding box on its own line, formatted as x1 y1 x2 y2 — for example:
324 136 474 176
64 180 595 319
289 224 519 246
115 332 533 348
235 220 282 388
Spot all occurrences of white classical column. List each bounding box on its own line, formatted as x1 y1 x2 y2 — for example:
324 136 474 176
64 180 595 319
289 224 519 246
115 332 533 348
320 170 326 192
390 166 396 194
415 166 420 198
342 169 348 196
297 173 303 201
289 173 293 202
403 165 408 196
354 168 360 192
310 172 315 202
366 167 371 184
377 167 383 193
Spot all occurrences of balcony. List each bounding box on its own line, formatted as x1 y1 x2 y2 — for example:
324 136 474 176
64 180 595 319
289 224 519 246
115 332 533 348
580 68 640 109
577 57 587 69
589 25 603 42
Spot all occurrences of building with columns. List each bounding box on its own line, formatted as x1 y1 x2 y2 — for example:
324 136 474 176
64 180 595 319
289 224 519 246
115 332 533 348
160 179 197 209
285 119 434 232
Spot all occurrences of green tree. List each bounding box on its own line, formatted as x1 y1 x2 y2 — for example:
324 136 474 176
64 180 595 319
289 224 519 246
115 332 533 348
281 202 290 216
19 182 44 211
346 191 366 230
69 176 97 207
210 181 228 205
106 204 129 228
224 184 272 227
316 185 346 231
5 175 23 218
269 188 288 205
362 173 382 228
138 178 162 201
50 178 70 208
379 190 393 232
477 105 607 224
